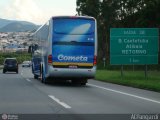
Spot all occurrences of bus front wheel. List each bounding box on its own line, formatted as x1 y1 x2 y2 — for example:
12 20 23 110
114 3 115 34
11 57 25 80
34 75 38 79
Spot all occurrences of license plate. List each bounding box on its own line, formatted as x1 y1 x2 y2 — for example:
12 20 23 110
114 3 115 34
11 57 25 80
69 65 77 69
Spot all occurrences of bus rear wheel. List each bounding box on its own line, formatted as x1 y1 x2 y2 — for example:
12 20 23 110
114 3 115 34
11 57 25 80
40 65 47 84
80 79 87 85
71 79 87 85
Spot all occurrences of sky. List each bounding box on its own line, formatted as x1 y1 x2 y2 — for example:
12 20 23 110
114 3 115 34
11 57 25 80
0 0 77 25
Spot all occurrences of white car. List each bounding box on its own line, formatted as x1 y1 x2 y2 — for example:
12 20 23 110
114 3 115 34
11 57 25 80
22 61 31 67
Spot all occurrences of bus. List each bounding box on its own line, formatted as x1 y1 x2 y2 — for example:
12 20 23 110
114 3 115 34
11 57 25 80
32 16 97 85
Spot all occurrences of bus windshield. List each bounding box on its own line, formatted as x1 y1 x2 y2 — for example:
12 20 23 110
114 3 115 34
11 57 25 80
53 18 95 35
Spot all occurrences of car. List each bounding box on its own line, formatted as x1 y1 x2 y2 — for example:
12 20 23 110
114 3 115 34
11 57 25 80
22 61 31 67
3 58 18 73
28 61 32 66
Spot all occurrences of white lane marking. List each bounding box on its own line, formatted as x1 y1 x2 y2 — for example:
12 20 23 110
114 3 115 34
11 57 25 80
48 95 71 109
26 79 31 82
88 83 160 104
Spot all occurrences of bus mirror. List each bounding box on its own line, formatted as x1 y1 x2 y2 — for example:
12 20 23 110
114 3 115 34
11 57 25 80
30 45 35 53
28 45 33 53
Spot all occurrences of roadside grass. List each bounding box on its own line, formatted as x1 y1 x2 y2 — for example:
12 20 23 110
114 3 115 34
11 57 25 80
95 70 160 92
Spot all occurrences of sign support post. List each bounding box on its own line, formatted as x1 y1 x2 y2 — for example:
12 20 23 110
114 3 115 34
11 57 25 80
103 58 106 68
145 65 148 79
121 65 124 78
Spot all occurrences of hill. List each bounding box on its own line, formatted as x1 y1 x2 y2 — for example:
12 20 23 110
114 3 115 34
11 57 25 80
0 18 39 32
0 18 14 28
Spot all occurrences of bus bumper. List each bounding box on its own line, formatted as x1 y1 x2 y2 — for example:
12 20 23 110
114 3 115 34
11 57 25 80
47 66 96 79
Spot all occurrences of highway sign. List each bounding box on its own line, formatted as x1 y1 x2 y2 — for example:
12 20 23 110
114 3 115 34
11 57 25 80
110 28 159 65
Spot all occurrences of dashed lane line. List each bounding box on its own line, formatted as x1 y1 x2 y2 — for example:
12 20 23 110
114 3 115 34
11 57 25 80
48 95 71 109
26 79 32 82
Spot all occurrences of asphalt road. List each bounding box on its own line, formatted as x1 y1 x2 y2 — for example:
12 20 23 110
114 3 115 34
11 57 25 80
0 66 160 119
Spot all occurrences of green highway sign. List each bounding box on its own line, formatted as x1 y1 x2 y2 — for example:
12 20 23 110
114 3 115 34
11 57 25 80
110 28 159 65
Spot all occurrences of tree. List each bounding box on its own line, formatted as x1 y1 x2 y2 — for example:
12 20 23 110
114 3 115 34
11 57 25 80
76 0 100 18
76 0 159 65
76 0 121 63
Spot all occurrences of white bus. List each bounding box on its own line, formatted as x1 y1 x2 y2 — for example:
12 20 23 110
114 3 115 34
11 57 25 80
32 16 97 85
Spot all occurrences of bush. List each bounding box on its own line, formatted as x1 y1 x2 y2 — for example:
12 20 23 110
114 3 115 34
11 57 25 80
0 52 32 65
97 61 160 71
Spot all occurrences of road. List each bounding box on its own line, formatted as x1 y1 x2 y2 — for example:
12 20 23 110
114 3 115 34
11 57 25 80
0 66 160 120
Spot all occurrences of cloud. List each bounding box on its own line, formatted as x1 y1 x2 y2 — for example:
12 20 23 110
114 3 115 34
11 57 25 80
4 0 45 24
1 0 77 24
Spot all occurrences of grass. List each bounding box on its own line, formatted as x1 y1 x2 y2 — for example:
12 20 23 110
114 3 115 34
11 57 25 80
95 70 160 92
